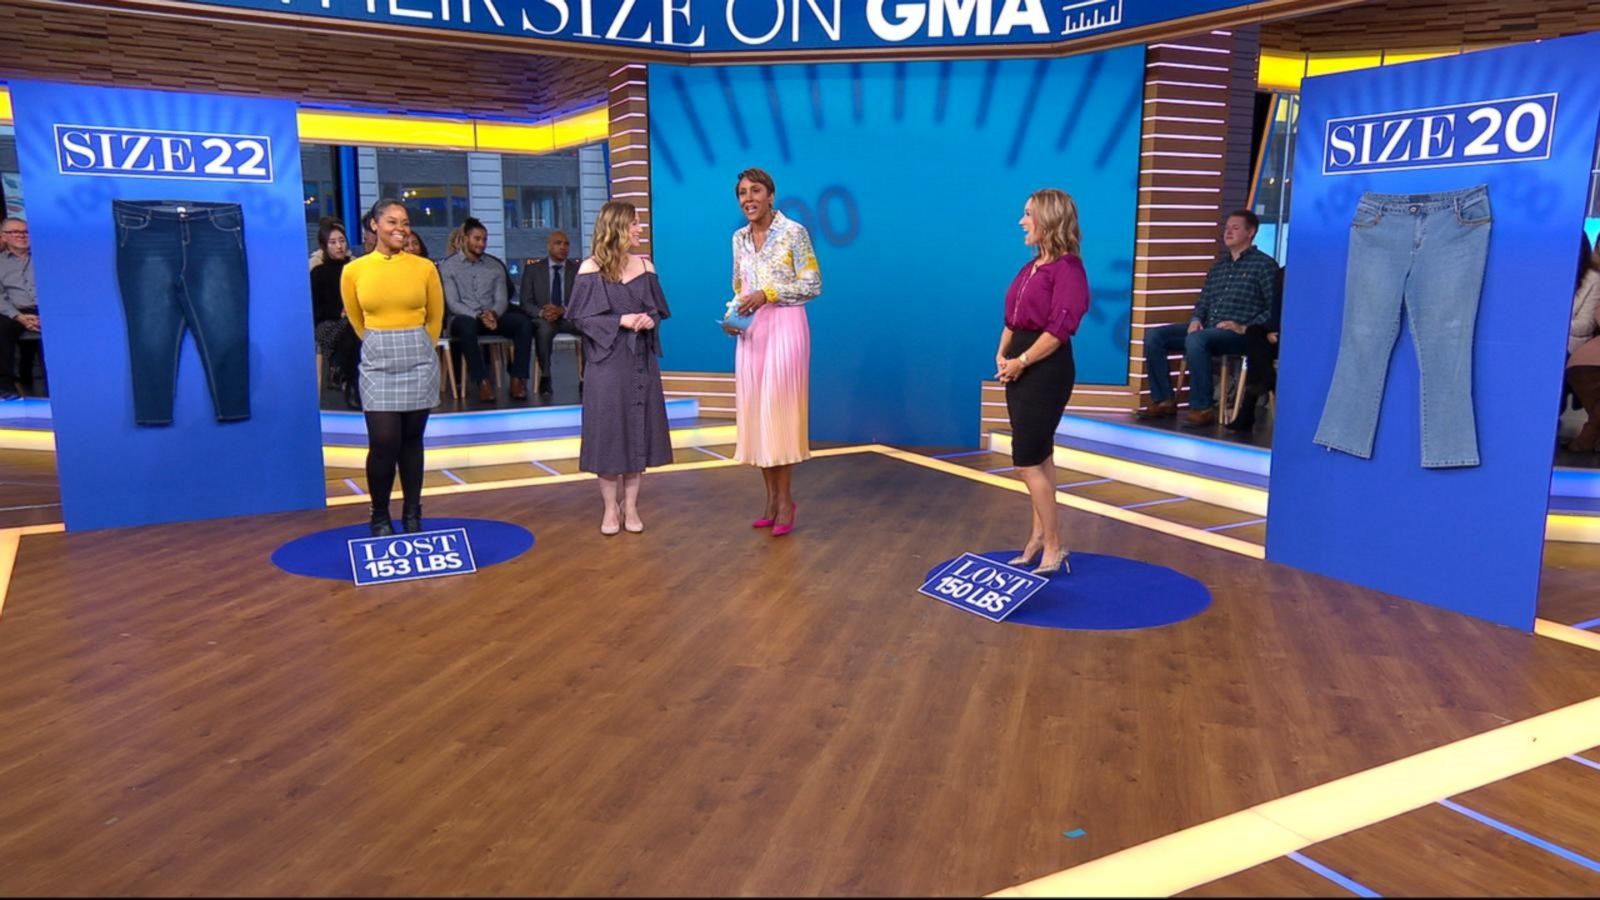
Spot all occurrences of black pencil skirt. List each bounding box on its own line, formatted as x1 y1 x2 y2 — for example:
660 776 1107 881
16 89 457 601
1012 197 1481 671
1004 330 1076 467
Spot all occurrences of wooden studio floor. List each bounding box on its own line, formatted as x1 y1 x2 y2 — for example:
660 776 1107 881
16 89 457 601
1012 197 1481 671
1 449 1599 895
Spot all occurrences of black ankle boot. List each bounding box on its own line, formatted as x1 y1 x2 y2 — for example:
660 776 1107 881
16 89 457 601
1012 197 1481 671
402 503 423 534
370 506 395 537
344 380 362 410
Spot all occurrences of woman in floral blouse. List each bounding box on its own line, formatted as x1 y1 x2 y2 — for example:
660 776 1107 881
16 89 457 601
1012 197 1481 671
727 167 822 536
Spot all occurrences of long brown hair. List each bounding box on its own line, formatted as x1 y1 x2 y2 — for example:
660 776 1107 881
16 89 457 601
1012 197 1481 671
1030 188 1082 262
591 200 637 282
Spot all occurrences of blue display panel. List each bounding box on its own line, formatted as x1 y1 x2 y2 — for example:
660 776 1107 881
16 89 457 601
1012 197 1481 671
166 0 1260 54
1265 35 1600 630
647 52 1143 447
10 82 325 531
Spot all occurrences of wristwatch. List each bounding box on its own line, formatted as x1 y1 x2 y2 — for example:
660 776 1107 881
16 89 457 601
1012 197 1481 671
1019 352 1031 367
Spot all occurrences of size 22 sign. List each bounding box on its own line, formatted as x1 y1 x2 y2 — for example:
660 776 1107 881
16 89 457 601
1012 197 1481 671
1322 93 1557 176
53 124 275 184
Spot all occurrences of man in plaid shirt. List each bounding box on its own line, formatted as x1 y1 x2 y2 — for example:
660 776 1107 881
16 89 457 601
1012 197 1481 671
1138 209 1281 427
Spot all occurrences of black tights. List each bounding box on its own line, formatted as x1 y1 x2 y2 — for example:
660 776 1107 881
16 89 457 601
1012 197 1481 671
365 410 429 512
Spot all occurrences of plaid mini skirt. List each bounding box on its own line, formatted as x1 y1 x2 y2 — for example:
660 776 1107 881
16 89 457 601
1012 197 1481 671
359 328 439 412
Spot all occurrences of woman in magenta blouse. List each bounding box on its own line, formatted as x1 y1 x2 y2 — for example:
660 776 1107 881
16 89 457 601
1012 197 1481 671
994 188 1091 576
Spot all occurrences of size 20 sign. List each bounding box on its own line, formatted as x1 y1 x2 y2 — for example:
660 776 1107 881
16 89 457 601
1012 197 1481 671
347 527 477 586
918 552 1047 623
53 124 275 183
1322 93 1558 175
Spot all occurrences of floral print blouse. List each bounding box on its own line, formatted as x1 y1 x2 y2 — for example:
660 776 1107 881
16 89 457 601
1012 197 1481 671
731 210 822 307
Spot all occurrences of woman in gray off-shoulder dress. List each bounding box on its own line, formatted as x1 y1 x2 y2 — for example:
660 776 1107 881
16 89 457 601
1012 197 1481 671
566 200 673 535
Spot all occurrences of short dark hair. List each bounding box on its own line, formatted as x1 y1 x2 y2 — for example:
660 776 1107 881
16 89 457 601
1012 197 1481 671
1227 209 1260 232
462 216 487 236
734 167 776 198
316 217 346 253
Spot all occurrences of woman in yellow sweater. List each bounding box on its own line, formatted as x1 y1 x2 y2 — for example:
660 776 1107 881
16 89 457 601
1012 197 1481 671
341 199 445 536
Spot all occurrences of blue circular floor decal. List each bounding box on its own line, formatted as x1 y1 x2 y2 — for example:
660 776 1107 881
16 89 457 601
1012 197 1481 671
272 517 534 581
923 551 1210 631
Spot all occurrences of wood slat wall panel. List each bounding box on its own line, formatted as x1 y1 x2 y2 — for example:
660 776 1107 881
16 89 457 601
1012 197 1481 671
1112 29 1258 411
607 64 653 255
0 2 608 121
1263 0 1600 53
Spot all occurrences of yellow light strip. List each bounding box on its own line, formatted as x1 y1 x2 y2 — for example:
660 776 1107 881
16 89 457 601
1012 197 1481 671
1535 618 1600 654
0 522 65 622
323 424 736 472
0 428 57 452
879 443 1266 560
991 693 1600 897
1012 435 1267 516
0 86 604 153
1257 50 1307 92
1305 51 1383 77
325 441 879 507
1546 513 1600 544
297 109 477 151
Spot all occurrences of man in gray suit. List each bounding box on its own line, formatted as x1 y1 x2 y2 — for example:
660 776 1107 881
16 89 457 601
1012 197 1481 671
519 230 583 397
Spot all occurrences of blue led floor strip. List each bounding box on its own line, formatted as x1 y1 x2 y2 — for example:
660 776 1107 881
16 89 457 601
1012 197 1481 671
342 478 365 496
1571 616 1600 631
529 460 561 476
440 469 468 486
1438 799 1600 873
1285 851 1382 898
932 449 993 459
1565 754 1600 773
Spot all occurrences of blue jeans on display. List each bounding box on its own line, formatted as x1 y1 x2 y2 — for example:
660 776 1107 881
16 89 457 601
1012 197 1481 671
113 200 250 425
1313 185 1491 468
1143 322 1249 410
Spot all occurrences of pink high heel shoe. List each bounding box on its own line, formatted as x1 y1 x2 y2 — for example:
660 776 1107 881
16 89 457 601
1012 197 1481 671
771 505 798 537
752 515 776 528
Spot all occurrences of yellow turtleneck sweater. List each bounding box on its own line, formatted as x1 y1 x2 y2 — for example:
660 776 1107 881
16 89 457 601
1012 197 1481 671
340 250 445 341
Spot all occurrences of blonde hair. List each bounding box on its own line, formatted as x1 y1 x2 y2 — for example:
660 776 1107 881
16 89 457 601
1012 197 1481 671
1029 188 1082 262
445 226 465 257
590 200 637 282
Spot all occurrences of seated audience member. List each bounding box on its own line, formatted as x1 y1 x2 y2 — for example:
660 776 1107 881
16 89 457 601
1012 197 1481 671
1225 264 1286 433
310 217 361 408
439 217 534 402
0 218 41 400
520 230 584 396
1567 241 1600 452
1138 209 1278 427
404 231 431 260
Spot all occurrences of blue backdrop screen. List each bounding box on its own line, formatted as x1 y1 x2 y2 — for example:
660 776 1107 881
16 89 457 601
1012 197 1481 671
10 82 325 531
1265 35 1600 629
646 52 1143 448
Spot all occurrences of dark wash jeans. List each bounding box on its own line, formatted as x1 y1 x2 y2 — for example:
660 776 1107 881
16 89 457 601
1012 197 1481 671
113 200 251 425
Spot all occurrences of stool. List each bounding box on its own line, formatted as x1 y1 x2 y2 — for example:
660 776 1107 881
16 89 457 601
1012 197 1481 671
436 337 460 400
1173 353 1245 424
456 335 514 398
536 332 586 387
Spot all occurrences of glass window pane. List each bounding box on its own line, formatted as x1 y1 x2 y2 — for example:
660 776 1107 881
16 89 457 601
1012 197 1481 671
502 150 582 265
300 144 338 254
376 148 470 261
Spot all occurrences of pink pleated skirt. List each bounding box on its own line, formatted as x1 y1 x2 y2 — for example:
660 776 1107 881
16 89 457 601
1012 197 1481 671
735 304 811 467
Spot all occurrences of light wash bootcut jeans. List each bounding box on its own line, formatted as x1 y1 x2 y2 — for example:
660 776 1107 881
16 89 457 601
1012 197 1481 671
1313 185 1491 468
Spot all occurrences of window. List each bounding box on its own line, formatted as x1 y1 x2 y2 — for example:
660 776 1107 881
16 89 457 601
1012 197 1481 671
301 144 338 253
0 126 22 220
502 150 582 264
377 148 470 261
